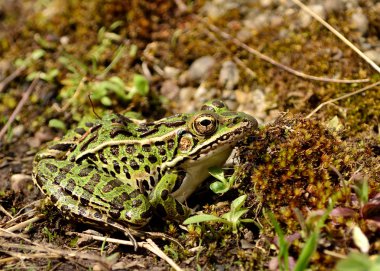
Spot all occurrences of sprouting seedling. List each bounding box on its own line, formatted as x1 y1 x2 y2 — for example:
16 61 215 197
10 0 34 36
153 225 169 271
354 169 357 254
209 166 236 194
183 195 253 234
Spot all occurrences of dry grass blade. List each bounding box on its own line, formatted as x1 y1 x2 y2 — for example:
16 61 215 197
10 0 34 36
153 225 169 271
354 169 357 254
0 204 13 219
196 15 369 84
0 66 26 93
0 75 40 141
5 214 45 232
291 0 380 74
306 80 380 118
0 229 113 269
72 232 184 271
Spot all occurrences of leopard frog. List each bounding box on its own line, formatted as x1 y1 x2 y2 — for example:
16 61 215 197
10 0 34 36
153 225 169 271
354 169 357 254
32 100 257 231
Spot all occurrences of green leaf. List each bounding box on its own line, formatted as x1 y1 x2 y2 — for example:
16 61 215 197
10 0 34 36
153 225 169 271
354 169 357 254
48 119 66 131
294 231 319 271
336 253 372 271
209 181 228 194
101 96 112 106
183 214 224 225
209 166 226 183
133 74 149 96
31 49 45 60
231 195 247 211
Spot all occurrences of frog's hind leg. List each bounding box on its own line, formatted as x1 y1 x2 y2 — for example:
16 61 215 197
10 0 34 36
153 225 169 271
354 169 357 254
34 158 152 249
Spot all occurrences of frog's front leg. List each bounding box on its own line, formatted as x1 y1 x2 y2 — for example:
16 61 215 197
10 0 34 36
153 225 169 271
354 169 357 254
149 170 191 222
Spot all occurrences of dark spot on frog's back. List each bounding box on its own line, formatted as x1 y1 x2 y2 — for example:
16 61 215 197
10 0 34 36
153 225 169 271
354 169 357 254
212 100 226 108
136 153 144 162
200 105 216 112
142 144 151 152
93 211 102 219
45 163 58 173
110 127 133 138
167 139 175 150
113 114 132 125
48 142 76 151
132 199 142 208
74 127 86 135
130 160 139 170
144 165 150 174
78 166 94 177
98 150 108 164
161 189 169 201
164 120 186 128
110 145 119 156
126 144 136 154
80 134 98 151
148 155 158 164
113 160 121 174
85 122 94 127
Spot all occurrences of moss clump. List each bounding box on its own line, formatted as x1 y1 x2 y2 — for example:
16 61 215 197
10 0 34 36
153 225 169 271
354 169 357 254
240 116 353 231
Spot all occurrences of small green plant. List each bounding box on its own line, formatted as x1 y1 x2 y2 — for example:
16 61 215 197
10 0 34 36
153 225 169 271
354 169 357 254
209 166 235 194
267 211 290 271
352 177 369 207
183 195 253 234
42 227 57 243
336 253 380 271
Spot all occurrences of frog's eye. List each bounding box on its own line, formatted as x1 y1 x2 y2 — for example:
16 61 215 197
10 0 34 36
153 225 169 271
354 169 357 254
192 114 218 136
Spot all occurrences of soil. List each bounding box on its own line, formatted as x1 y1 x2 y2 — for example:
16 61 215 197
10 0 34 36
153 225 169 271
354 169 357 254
1 0 379 270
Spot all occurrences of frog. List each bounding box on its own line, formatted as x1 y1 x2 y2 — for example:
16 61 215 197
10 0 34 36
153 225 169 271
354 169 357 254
32 100 258 240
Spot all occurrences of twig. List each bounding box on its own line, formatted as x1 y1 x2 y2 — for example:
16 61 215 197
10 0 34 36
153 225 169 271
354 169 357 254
0 75 40 141
291 0 380 74
196 15 369 84
0 229 112 268
0 204 13 219
5 214 45 232
306 80 380 118
72 232 183 271
0 66 26 93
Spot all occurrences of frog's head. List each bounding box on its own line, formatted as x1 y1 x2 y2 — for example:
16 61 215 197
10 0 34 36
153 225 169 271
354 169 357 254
177 100 258 164
168 100 258 202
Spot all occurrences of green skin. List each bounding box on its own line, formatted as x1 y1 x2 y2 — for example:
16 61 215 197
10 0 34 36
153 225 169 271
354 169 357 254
33 100 258 231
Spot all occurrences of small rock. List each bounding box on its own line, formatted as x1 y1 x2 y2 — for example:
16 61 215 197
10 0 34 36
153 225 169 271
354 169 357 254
299 4 326 28
364 49 380 65
187 56 216 82
179 87 195 102
163 66 180 79
10 174 32 193
219 60 239 90
160 80 180 100
351 12 368 35
12 125 25 138
194 85 217 102
323 0 345 14
244 12 270 31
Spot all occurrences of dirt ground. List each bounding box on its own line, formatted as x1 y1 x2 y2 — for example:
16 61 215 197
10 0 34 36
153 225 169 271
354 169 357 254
1 0 380 270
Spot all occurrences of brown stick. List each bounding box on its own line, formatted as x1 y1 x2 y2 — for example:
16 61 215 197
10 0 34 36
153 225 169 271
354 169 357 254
0 75 39 141
306 80 380 118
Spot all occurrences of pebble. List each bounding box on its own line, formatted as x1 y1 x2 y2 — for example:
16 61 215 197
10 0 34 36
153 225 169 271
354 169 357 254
323 0 345 14
160 80 180 100
219 60 239 90
299 4 326 28
351 11 369 35
364 49 380 65
10 174 32 193
187 56 216 83
12 125 25 138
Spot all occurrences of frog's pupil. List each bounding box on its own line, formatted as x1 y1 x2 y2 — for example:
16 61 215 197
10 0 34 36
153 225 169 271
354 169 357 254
200 119 212 127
